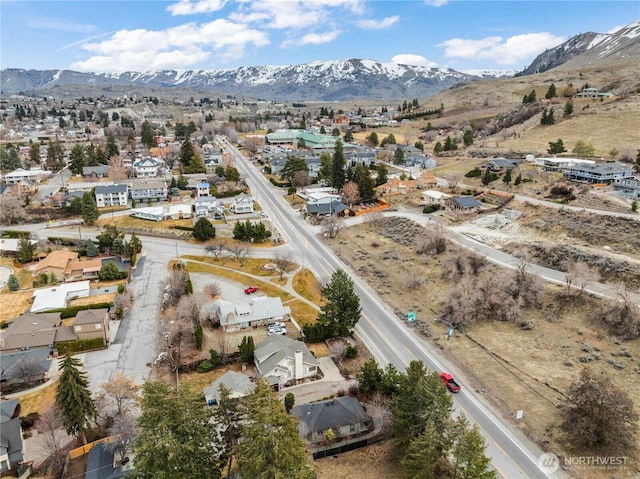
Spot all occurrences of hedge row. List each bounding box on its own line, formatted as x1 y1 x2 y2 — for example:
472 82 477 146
173 225 194 231
1 230 28 239
56 337 105 355
269 178 291 188
42 302 112 319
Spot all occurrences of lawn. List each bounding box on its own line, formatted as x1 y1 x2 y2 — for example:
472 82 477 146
1 258 33 289
182 255 282 277
292 268 325 306
0 290 34 323
68 292 115 307
96 215 193 230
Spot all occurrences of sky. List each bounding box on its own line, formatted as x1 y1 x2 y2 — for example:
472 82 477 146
1 1 638 73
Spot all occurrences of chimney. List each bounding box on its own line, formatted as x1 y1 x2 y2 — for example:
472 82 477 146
294 349 303 380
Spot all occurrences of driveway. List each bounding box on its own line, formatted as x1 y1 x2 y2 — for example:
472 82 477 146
278 356 354 405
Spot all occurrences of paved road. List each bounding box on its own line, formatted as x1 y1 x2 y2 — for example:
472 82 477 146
222 137 556 479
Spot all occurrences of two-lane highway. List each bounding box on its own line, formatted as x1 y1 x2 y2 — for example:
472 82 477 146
221 138 556 478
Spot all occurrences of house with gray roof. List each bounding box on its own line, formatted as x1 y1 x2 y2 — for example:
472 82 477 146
83 165 109 178
0 312 73 353
210 296 291 332
563 162 634 184
73 308 110 345
95 184 128 207
0 399 26 474
444 195 483 214
0 348 51 394
253 335 319 387
291 396 371 444
85 442 133 479
203 370 255 406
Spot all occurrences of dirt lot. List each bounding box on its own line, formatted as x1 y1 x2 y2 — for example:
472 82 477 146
323 211 640 478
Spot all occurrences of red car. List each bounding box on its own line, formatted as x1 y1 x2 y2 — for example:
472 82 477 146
244 286 259 294
439 372 461 393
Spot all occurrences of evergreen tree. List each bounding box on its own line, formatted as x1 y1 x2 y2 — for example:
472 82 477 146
214 385 241 472
402 423 449 479
434 141 444 154
16 235 35 264
414 140 424 152
380 133 397 146
280 156 309 182
284 392 295 413
185 153 206 174
106 134 119 159
28 143 40 168
128 233 142 253
81 191 100 225
177 174 189 189
545 83 557 99
193 218 216 241
179 135 196 169
367 132 379 147
564 100 574 117
356 358 383 394
548 139 567 154
134 381 222 479
514 172 522 186
317 269 361 337
318 152 333 186
238 335 255 363
7 274 19 291
225 166 240 183
481 168 493 186
503 169 512 185
463 129 474 146
332 140 346 189
375 162 388 187
343 129 353 142
85 239 98 257
353 164 375 202
450 416 496 479
69 144 87 175
393 147 405 165
238 379 315 479
390 361 453 456
55 355 97 444
443 136 458 151
140 120 157 148
0 145 22 171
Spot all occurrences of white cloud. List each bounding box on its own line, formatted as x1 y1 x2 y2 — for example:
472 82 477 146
357 16 399 30
167 0 228 16
438 32 565 65
282 30 341 48
391 54 438 68
424 0 448 6
70 19 270 72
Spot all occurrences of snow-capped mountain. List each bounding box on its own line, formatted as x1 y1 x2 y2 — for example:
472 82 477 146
460 70 518 79
1 59 481 101
518 20 640 75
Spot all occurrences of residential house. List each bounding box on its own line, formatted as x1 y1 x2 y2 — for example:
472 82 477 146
291 396 372 444
30 281 91 312
306 200 347 217
194 197 224 218
0 311 74 352
376 177 418 197
534 157 595 171
133 157 163 178
347 149 377 167
95 184 129 207
129 180 167 201
33 249 100 282
33 249 80 281
253 335 319 387
2 168 51 184
64 190 85 207
0 238 38 257
230 193 254 214
83 165 109 178
210 296 291 332
444 196 483 214
203 370 255 406
563 162 634 184
72 308 110 345
196 181 210 198
11 179 38 199
611 176 640 199
421 190 451 205
0 348 51 393
0 399 26 474
130 204 191 221
576 87 614 99
481 158 523 172
85 442 133 479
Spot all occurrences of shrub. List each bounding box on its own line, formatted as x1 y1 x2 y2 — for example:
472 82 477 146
7 274 19 291
465 168 482 178
344 345 358 358
422 204 440 214
43 302 112 319
173 225 194 231
302 322 330 342
20 412 41 429
56 337 105 355
117 284 126 294
269 177 291 188
287 187 297 195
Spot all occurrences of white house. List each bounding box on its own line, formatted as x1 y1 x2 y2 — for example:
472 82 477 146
253 335 319 387
130 180 167 201
209 296 291 332
2 168 51 184
196 182 210 198
306 191 341 206
230 193 254 214
31 281 91 313
130 204 191 221
94 184 128 207
133 157 162 178
194 197 224 218
203 371 255 406
421 190 451 205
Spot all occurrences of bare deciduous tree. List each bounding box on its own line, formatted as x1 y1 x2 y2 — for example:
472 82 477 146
509 252 542 308
367 392 391 434
341 181 360 208
177 293 207 331
595 282 640 339
226 243 251 266
109 155 129 181
94 373 141 422
161 267 188 307
243 136 263 156
322 215 343 238
107 412 140 462
0 196 26 224
292 169 310 190
205 241 228 260
364 211 385 229
273 253 296 280
444 174 462 193
203 282 222 298
35 401 68 479
565 260 599 296
416 223 447 255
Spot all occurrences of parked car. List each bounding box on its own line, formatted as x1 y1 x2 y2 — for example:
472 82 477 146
244 286 259 294
439 372 461 393
267 322 287 335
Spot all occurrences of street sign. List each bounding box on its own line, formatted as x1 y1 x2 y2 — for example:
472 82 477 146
407 311 416 322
